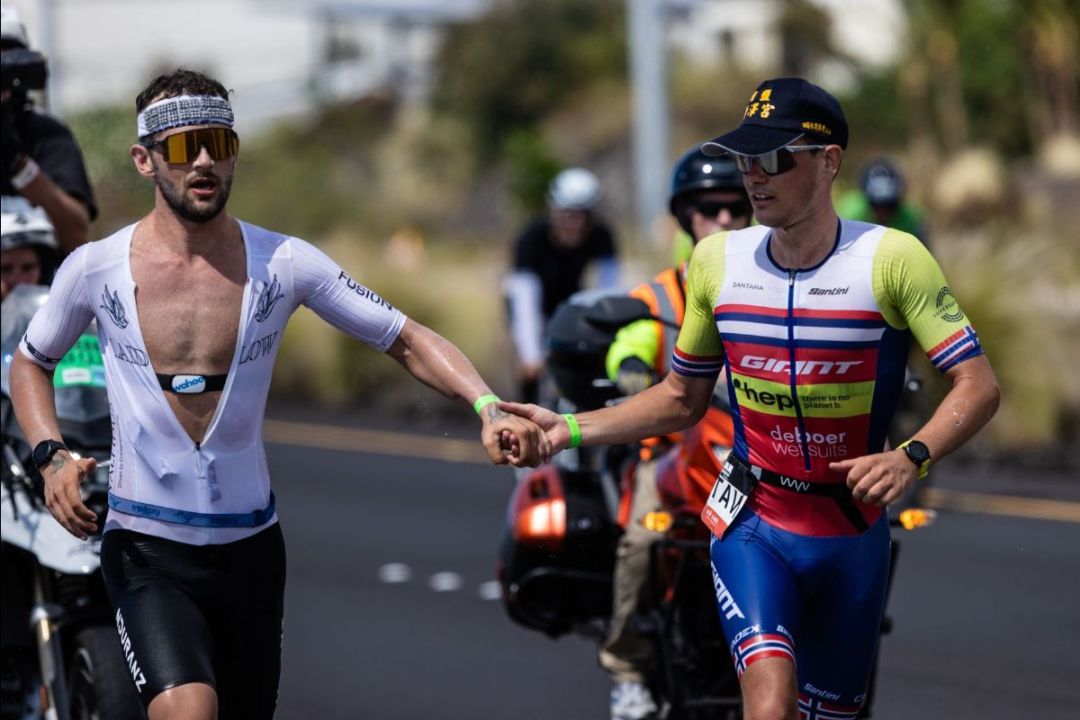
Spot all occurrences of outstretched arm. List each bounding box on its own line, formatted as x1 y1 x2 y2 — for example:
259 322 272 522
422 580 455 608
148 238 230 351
500 370 716 455
832 355 1000 506
385 318 550 466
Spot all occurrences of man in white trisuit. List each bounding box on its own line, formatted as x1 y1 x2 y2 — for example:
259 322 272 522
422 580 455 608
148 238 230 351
10 68 547 720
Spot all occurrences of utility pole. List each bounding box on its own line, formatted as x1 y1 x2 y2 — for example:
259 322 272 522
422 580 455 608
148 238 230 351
628 0 670 247
36 0 59 113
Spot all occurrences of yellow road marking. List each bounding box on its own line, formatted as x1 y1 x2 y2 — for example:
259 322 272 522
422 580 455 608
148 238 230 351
264 419 1080 523
921 488 1080 524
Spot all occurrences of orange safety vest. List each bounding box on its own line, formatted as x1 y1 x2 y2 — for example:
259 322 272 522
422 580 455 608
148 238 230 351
626 263 688 461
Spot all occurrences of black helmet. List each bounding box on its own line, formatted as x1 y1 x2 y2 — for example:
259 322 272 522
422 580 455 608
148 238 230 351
860 157 905 207
668 146 745 234
668 147 743 212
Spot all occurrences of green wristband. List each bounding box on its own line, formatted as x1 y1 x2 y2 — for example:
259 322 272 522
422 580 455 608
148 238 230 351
562 413 582 449
472 394 500 415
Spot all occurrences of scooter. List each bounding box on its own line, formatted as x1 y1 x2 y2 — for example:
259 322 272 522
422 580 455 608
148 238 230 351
1 285 143 720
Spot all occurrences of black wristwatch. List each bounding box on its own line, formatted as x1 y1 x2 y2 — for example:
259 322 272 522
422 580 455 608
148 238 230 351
32 439 68 469
899 440 931 478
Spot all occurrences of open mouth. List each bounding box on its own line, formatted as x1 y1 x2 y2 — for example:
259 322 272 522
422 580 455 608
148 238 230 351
189 176 218 196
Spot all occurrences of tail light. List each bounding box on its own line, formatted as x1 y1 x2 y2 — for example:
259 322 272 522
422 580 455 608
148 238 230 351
509 465 567 550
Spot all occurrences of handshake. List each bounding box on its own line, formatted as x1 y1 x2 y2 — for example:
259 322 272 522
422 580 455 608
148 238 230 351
476 398 573 469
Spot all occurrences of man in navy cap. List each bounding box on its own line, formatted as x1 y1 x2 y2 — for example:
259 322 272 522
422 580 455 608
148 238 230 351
499 77 999 719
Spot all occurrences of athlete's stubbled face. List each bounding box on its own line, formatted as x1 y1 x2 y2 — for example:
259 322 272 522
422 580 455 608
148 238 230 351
742 146 830 231
150 141 235 224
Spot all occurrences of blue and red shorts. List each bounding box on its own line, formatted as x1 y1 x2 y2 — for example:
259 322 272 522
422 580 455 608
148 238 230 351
710 507 890 718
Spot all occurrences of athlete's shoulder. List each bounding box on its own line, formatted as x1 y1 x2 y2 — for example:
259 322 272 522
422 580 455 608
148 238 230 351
694 225 765 258
726 225 769 252
77 223 135 275
872 225 935 265
238 220 294 257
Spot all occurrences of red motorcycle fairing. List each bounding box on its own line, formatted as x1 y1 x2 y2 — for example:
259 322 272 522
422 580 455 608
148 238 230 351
656 405 736 517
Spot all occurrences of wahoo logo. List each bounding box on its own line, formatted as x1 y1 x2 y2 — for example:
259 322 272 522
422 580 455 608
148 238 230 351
115 609 147 692
171 375 207 394
710 566 745 620
808 286 849 295
740 355 862 376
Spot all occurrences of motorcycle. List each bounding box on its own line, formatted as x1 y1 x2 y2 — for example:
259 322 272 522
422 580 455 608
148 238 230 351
497 293 742 719
497 292 936 719
1 285 144 720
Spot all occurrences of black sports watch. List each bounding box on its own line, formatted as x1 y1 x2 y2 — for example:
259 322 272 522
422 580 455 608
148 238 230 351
32 439 68 469
899 440 931 478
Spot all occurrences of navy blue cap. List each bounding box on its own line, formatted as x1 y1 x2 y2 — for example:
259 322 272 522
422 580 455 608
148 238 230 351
702 77 849 156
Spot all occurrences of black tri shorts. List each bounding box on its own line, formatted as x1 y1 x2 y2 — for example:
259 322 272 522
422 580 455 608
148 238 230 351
100 523 287 717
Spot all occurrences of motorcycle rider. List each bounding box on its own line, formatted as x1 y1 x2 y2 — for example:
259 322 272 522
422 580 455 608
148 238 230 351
500 77 1000 720
504 167 620 404
602 147 751 720
1 194 58 299
836 156 927 245
10 68 545 720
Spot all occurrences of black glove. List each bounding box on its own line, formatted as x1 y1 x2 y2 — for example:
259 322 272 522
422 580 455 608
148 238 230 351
616 356 655 396
1 103 28 182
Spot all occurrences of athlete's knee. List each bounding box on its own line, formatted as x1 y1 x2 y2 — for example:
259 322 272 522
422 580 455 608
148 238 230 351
739 658 798 720
743 694 798 720
148 682 217 720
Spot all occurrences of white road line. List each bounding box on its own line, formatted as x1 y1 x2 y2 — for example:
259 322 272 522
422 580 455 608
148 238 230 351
477 580 503 601
377 563 412 583
429 572 464 592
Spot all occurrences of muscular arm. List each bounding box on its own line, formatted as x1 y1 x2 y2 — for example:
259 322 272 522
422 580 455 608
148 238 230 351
17 170 91 252
10 351 63 448
385 318 550 466
385 318 496 404
10 352 98 538
906 354 999 461
500 371 714 453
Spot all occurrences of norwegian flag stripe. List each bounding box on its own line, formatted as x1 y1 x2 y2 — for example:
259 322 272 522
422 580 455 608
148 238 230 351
731 633 795 676
671 348 724 378
798 693 862 720
927 326 982 372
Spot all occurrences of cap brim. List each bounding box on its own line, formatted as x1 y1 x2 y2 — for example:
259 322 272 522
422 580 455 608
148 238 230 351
702 126 804 157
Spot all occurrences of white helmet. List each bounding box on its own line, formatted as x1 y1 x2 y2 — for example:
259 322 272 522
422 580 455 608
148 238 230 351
1 196 57 253
547 168 602 211
0 5 29 48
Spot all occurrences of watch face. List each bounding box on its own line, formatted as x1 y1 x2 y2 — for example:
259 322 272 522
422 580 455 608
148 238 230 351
904 441 930 465
33 440 66 468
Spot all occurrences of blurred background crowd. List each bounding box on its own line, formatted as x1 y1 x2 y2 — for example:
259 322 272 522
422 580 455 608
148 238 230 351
5 0 1079 465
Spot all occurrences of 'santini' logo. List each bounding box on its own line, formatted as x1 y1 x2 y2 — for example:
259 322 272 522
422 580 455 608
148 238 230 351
99 285 129 328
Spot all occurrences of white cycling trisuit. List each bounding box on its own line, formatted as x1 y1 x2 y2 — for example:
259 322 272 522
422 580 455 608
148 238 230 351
19 221 406 545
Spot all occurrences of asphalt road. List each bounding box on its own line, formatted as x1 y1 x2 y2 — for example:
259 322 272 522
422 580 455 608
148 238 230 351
266 417 1080 720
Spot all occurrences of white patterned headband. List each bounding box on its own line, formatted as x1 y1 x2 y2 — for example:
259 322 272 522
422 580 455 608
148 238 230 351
137 94 234 139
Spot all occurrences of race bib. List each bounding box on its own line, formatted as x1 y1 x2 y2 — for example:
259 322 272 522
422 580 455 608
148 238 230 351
701 457 758 539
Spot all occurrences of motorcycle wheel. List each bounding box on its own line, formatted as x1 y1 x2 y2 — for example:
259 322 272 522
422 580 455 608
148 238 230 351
67 626 145 720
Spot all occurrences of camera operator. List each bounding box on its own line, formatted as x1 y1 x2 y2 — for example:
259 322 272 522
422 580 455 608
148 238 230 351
1 6 96 255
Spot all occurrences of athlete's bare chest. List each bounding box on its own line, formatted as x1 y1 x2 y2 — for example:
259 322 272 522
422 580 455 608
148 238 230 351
131 254 247 373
